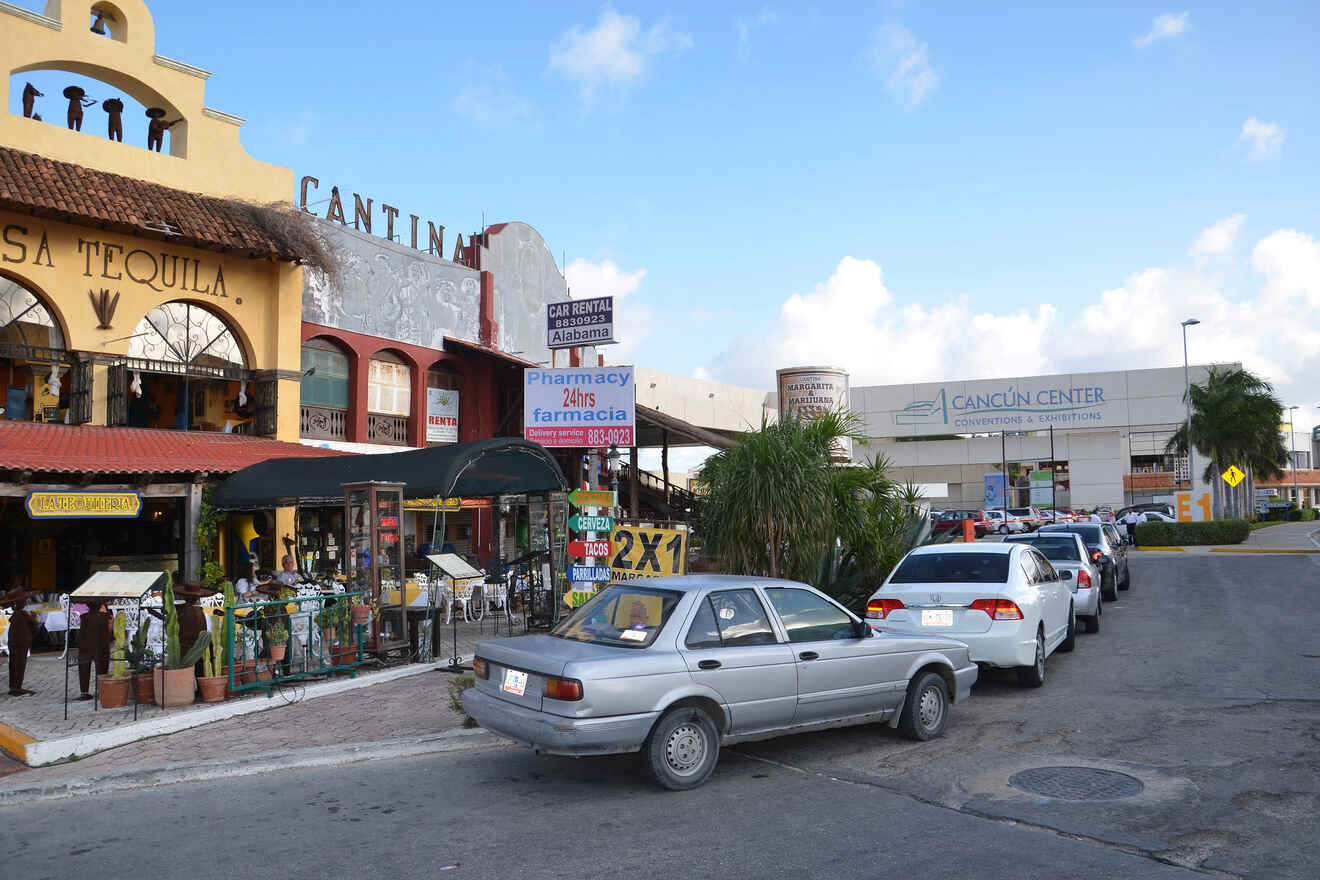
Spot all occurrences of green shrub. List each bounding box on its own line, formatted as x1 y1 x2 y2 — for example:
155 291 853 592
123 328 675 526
1287 508 1316 522
448 675 479 728
1135 519 1251 546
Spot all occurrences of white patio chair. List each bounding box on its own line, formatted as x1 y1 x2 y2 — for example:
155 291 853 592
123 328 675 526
0 607 10 656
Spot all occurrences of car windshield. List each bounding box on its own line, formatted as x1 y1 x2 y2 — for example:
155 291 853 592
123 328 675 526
550 584 683 649
1008 537 1081 561
1041 524 1103 545
890 552 1011 584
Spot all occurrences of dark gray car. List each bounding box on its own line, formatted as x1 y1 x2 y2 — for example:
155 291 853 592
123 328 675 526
1037 522 1130 600
463 575 977 790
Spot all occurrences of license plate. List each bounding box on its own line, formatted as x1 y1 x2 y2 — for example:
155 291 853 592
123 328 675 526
502 668 528 696
921 609 954 627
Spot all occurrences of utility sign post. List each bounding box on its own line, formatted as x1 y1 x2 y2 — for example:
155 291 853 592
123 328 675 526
547 296 614 349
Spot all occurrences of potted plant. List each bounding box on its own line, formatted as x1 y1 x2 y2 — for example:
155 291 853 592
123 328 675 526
350 593 378 626
265 618 289 662
197 621 226 702
124 619 156 704
97 610 131 709
315 606 336 648
153 579 210 707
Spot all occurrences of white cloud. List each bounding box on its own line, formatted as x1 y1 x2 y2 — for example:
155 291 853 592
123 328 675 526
735 7 779 61
565 257 653 360
869 24 939 110
549 7 693 100
704 225 1320 425
1132 11 1190 49
452 69 537 131
1238 118 1286 161
1190 214 1246 259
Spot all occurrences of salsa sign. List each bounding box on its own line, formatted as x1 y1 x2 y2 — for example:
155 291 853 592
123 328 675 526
26 491 142 519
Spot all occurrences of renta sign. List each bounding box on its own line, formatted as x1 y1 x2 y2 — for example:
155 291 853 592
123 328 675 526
893 382 1116 432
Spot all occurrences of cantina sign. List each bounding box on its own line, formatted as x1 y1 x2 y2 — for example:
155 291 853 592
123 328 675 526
299 177 449 257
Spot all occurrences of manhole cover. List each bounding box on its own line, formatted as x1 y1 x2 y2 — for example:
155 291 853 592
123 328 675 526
1009 766 1145 800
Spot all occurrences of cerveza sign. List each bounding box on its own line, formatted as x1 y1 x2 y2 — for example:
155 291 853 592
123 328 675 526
299 177 447 257
894 385 1109 431
26 491 142 519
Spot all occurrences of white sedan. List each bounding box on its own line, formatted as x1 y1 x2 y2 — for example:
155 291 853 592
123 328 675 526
866 543 1076 687
981 510 1027 534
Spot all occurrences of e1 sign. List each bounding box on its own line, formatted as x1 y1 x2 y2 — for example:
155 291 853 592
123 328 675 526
547 296 614 349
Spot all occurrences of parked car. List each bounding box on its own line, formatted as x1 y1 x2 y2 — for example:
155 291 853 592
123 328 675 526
1116 502 1175 520
1007 507 1041 530
1036 522 1129 600
1039 507 1076 523
982 509 1027 534
867 543 1076 688
1002 532 1101 632
463 576 978 790
932 509 990 538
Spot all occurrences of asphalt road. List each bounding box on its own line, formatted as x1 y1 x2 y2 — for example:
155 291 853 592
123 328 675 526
3 551 1317 879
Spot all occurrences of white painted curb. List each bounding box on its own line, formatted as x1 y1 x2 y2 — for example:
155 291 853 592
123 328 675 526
23 657 472 767
0 726 501 805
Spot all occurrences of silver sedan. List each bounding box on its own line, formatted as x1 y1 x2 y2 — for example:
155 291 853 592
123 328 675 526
463 575 977 790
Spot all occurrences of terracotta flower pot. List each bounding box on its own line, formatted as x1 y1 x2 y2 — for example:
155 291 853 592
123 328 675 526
321 627 336 646
256 666 274 682
333 645 357 666
351 605 371 626
152 665 196 707
133 671 155 704
268 643 287 662
97 674 131 709
197 675 226 702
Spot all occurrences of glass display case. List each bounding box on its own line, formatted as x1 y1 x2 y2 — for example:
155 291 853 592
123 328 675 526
343 481 406 654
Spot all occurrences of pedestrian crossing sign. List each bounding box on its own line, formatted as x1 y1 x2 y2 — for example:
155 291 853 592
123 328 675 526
1220 465 1245 488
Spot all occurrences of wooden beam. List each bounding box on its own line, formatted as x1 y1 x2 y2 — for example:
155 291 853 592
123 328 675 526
0 482 190 497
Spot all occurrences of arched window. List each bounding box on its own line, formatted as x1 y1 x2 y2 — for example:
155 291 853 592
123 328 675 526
1 276 73 423
128 301 244 369
0 276 64 351
367 351 411 446
300 338 350 441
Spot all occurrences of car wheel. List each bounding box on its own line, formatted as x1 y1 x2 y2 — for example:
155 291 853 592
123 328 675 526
1059 605 1076 652
1017 629 1046 688
899 671 949 741
644 707 720 791
1119 563 1131 591
998 525 1008 534
1101 569 1118 601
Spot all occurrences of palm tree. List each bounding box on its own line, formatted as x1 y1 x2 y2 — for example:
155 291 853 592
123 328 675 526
1166 366 1288 518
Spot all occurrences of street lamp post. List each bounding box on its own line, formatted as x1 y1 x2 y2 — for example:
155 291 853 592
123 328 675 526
1181 318 1200 506
1289 405 1299 505
607 444 621 519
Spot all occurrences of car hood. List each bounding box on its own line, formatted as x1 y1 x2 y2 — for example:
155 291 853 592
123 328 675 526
474 634 635 678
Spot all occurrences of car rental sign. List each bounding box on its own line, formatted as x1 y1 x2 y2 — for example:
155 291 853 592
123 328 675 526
547 296 615 349
524 366 635 448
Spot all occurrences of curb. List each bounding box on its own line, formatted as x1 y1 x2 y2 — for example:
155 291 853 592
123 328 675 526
1134 547 1187 552
21 658 470 767
1209 548 1320 555
0 726 502 806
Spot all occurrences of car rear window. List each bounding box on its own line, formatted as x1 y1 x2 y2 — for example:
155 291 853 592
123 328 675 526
1040 524 1102 544
1009 537 1081 561
551 585 682 648
889 552 1011 584
1008 508 1033 517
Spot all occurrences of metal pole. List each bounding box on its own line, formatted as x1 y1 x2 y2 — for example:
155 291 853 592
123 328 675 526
1001 430 1008 516
1182 321 1197 510
1290 406 1299 504
1050 425 1056 519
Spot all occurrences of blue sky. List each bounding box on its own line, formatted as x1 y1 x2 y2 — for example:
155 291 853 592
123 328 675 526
10 1 1319 430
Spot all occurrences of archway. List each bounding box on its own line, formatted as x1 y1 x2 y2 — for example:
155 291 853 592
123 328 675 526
0 275 84 423
300 336 352 441
116 300 250 432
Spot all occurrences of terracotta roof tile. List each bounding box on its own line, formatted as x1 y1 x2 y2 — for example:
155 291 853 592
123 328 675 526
0 422 348 477
0 146 293 261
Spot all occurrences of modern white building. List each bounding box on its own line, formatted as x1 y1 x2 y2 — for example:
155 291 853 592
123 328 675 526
847 364 1238 510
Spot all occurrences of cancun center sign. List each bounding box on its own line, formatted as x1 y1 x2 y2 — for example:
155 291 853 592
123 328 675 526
892 383 1115 433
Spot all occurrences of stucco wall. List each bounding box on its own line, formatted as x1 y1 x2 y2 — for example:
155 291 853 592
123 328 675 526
480 221 569 366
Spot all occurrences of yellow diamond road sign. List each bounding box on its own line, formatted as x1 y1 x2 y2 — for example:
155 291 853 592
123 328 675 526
1221 465 1245 488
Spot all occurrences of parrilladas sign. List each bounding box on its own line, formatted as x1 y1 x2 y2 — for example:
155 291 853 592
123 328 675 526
547 296 614 348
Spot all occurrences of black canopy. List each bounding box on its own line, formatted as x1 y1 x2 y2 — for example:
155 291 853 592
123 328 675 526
211 438 568 510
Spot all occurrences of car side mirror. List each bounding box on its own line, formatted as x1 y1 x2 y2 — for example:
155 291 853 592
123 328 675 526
1097 554 1111 566
1059 570 1073 580
853 619 872 639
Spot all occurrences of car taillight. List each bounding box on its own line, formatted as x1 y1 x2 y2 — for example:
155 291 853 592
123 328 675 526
543 676 583 701
866 598 906 619
472 657 489 679
969 599 1024 620
1076 570 1092 589
1092 550 1103 562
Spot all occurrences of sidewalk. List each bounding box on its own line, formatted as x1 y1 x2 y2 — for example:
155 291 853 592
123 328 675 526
0 667 501 804
1 612 518 766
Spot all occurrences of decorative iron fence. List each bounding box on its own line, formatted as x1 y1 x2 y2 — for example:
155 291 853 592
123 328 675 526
223 592 367 695
301 404 348 441
367 412 409 445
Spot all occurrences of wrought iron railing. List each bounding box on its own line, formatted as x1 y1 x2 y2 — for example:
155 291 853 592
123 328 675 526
367 412 409 445
223 592 367 695
301 404 348 441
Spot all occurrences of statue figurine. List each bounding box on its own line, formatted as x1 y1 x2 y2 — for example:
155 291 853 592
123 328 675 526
22 82 42 118
63 85 95 131
145 107 180 152
102 97 124 142
2 582 38 696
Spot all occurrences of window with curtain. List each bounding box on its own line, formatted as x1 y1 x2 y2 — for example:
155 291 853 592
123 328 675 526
368 355 410 416
301 341 349 409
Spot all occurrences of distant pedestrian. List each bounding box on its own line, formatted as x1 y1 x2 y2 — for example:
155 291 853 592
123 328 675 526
1087 510 1103 523
1121 509 1141 547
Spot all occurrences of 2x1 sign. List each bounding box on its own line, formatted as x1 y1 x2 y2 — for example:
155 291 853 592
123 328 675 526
524 367 635 448
547 296 614 349
609 526 687 580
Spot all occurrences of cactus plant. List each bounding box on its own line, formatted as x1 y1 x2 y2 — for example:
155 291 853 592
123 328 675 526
221 579 236 668
163 579 181 669
110 610 127 678
178 631 211 669
203 621 224 679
